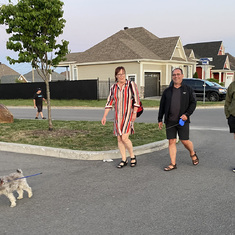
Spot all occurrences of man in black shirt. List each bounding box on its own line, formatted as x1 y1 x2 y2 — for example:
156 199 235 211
158 68 199 171
33 88 47 119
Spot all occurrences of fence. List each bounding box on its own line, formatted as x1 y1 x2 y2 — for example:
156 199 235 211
0 80 98 100
97 77 112 100
0 78 115 100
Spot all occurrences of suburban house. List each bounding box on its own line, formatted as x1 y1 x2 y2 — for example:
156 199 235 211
23 70 66 82
1 74 27 83
184 41 235 87
58 27 198 98
0 62 21 83
226 53 235 73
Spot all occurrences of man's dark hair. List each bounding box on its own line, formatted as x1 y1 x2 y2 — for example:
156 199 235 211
172 68 183 75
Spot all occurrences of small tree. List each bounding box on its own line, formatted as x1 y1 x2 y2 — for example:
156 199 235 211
193 71 199 78
0 0 69 130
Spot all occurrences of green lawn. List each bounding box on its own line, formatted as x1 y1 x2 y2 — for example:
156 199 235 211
0 119 166 151
0 99 225 107
0 99 224 151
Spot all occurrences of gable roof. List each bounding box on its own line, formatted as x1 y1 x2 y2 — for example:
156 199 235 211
1 74 27 83
212 55 228 70
226 53 235 70
1 74 19 83
0 63 20 79
23 70 66 82
184 41 223 58
63 27 185 64
184 41 231 70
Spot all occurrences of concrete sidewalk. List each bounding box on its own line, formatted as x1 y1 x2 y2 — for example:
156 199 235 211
0 139 168 160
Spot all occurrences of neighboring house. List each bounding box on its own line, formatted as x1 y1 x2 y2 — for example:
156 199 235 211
226 53 235 76
23 70 66 82
184 41 234 87
0 62 20 82
60 71 70 79
1 74 27 83
58 27 197 98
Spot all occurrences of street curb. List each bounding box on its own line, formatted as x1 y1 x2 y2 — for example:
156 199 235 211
0 139 168 161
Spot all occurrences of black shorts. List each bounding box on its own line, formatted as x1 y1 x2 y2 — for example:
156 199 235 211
228 115 235 133
166 121 190 140
36 105 43 112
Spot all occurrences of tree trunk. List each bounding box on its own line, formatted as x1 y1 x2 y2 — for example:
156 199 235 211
45 79 53 131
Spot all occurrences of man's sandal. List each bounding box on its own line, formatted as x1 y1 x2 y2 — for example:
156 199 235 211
164 163 177 171
130 156 137 167
117 160 128 168
190 152 199 165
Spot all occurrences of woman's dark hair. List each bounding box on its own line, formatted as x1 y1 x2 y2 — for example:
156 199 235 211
115 66 126 82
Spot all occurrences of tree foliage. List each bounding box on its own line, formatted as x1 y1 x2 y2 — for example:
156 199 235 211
0 0 69 130
193 71 199 78
0 0 69 75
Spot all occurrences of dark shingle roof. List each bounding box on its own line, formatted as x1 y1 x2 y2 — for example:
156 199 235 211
226 53 235 70
184 41 222 58
184 41 230 70
212 55 227 70
1 75 19 83
23 71 66 82
64 27 181 64
0 63 19 79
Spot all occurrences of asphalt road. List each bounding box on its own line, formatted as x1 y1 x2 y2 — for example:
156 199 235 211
8 106 228 125
1 106 234 234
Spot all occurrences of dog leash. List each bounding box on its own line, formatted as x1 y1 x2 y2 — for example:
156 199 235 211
165 118 185 130
6 172 43 183
15 172 42 180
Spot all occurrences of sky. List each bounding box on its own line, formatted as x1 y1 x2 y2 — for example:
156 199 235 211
0 0 235 75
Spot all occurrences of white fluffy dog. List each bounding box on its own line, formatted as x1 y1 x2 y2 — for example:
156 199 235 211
0 169 32 207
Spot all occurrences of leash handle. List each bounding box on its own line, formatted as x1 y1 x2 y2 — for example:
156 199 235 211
165 118 185 130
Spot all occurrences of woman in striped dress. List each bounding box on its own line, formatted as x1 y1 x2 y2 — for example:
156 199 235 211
101 66 140 168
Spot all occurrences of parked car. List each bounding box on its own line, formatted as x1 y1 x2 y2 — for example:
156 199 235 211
170 78 226 101
211 82 227 90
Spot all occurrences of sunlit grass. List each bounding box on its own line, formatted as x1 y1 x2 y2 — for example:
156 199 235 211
0 119 166 151
0 99 224 108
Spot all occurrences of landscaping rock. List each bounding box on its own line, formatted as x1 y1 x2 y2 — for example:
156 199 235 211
0 104 14 123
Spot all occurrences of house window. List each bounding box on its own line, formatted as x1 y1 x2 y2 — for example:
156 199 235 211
128 74 136 82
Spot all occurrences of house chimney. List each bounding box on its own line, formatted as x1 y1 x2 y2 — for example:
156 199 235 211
124 27 129 30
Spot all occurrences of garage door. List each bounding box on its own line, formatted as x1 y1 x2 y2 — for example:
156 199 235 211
144 72 160 97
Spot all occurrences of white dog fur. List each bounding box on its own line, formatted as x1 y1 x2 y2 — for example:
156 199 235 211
0 169 32 207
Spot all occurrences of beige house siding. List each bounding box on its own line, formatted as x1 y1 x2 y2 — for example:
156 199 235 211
74 61 196 97
77 62 139 81
76 62 143 96
59 27 198 98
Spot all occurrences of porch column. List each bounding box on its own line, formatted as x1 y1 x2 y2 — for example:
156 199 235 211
139 62 144 99
219 72 222 83
66 67 69 80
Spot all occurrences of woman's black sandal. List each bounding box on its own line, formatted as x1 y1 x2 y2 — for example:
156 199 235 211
164 163 177 171
117 160 128 168
191 152 199 165
130 156 137 167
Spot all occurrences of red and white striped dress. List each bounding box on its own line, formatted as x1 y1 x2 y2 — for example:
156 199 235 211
105 80 140 136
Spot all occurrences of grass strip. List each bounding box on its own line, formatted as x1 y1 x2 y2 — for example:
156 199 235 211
0 119 166 151
0 99 224 107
